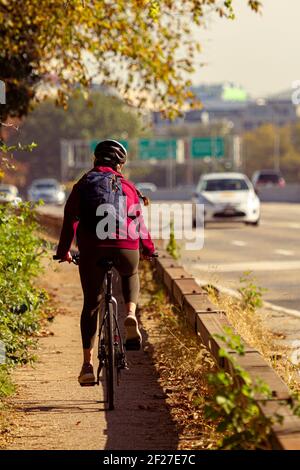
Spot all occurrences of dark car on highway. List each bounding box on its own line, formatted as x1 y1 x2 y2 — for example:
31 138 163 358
252 170 285 190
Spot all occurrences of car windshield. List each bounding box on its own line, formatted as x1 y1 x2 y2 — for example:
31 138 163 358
257 174 280 183
200 178 249 192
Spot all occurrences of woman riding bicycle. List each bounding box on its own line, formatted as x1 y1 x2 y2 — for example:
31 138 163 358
55 140 155 385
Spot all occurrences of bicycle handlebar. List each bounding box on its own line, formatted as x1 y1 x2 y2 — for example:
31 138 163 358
52 254 79 265
53 251 158 265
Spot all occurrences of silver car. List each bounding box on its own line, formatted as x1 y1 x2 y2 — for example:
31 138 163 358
0 184 22 206
27 178 66 205
192 172 260 226
135 182 157 193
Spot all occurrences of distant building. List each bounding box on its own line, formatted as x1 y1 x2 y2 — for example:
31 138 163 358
242 99 297 130
152 83 298 132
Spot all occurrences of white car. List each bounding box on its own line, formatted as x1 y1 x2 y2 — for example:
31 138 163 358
0 184 22 206
192 172 260 226
135 182 157 194
27 178 66 205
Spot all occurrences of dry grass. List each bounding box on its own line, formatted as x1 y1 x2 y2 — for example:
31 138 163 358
139 262 300 449
139 262 220 449
0 404 18 449
205 286 300 395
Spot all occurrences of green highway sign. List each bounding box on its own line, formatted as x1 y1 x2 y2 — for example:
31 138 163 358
90 139 129 152
138 139 177 160
191 137 224 158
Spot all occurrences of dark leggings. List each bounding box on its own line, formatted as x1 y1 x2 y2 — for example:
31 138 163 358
79 247 140 349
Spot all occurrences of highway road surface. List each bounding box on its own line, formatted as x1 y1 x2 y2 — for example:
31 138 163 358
39 202 300 312
181 203 300 312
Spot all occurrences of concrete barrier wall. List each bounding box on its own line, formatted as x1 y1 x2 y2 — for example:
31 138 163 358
37 212 62 239
146 189 193 201
257 184 300 203
43 184 300 203
139 185 300 203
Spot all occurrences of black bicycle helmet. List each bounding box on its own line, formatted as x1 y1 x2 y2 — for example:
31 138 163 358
94 139 127 166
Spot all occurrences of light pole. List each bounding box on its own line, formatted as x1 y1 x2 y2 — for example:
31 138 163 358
274 132 280 171
272 102 280 171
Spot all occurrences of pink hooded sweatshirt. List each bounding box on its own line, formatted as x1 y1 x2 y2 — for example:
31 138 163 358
56 166 155 258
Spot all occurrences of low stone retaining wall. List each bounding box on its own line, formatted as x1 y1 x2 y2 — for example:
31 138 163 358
154 251 300 450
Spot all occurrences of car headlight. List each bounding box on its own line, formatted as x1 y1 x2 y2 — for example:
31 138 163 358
197 194 214 207
248 195 258 206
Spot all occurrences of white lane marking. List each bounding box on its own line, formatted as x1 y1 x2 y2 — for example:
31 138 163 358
192 276 300 320
191 260 300 272
262 221 300 229
264 302 300 320
231 240 247 247
275 249 294 256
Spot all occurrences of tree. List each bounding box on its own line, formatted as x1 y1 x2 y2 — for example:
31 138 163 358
13 91 143 184
0 0 262 124
242 123 300 181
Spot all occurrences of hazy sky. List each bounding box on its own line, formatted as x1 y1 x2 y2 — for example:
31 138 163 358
192 0 300 98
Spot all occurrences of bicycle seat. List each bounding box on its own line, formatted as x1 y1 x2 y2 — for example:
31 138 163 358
98 258 115 270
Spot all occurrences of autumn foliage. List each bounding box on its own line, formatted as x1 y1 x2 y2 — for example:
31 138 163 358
0 0 261 122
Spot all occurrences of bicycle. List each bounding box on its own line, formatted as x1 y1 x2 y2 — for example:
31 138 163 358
54 250 158 410
53 252 128 411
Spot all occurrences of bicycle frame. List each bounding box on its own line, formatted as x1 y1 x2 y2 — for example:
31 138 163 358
96 262 127 401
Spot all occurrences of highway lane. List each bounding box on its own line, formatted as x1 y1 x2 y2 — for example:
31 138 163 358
181 203 300 312
39 202 300 311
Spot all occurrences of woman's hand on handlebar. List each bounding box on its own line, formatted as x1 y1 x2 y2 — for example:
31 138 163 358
53 251 79 265
140 252 158 261
57 251 73 263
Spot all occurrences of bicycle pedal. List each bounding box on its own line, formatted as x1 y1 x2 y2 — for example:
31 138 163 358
119 361 129 370
125 339 141 351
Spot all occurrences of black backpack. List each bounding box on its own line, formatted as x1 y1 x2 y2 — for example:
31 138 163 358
79 170 124 236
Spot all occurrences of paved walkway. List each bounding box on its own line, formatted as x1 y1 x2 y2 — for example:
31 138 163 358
6 260 178 450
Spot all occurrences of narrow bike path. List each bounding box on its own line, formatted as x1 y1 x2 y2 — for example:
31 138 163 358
5 260 178 450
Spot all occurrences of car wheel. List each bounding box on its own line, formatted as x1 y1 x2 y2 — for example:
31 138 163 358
246 218 260 226
193 217 207 228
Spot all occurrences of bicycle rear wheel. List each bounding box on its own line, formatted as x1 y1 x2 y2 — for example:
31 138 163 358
104 302 115 410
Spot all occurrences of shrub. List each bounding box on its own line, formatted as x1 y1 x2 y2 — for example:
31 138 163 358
203 328 282 450
166 220 180 260
0 203 47 370
238 271 267 312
